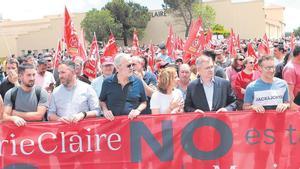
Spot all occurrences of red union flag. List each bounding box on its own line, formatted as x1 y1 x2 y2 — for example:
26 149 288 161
228 35 237 57
132 29 140 55
83 33 99 79
262 33 270 55
165 24 175 59
206 29 213 45
148 43 155 72
54 40 62 69
247 43 258 58
103 33 118 57
89 33 100 60
291 32 295 52
175 37 184 51
77 42 87 61
64 6 79 57
184 17 203 55
258 42 270 57
237 34 241 50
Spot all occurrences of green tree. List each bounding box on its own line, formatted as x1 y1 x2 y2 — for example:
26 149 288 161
163 0 215 37
163 0 195 37
193 3 216 30
104 0 150 46
81 9 122 43
294 26 300 37
212 24 230 37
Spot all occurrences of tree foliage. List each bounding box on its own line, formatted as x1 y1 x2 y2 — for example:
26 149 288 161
163 0 195 37
104 0 150 46
212 24 230 37
193 4 216 30
163 0 216 37
81 9 122 43
294 26 300 37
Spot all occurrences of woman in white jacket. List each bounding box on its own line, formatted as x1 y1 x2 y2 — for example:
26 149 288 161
150 67 184 114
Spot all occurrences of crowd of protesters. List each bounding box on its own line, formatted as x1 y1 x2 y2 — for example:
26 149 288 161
0 36 300 126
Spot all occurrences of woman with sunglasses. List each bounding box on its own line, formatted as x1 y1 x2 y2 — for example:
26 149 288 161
234 56 260 110
225 54 245 89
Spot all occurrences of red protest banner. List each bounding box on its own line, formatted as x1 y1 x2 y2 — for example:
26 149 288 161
83 33 99 79
64 6 80 58
183 17 203 55
1 111 300 169
103 33 118 58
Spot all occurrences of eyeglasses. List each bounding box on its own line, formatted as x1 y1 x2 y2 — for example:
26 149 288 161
263 66 275 71
204 65 214 71
126 63 136 68
75 64 81 67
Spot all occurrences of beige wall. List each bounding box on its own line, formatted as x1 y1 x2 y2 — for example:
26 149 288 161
0 13 85 58
142 10 186 44
264 5 285 39
206 0 266 39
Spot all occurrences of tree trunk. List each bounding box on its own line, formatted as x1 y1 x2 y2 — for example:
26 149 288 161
185 25 190 37
122 25 128 46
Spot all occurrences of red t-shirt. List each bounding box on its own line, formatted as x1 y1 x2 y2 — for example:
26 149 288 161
283 61 300 97
234 70 255 100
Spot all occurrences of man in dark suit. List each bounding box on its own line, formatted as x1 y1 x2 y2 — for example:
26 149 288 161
184 55 236 113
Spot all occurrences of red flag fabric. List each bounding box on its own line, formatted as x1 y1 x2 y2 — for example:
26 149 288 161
77 42 87 61
89 33 100 60
83 60 97 79
178 38 184 51
4 111 300 169
132 29 140 55
64 6 79 58
174 37 184 51
195 31 206 55
103 33 118 58
247 43 257 58
183 17 203 55
258 43 269 57
291 33 295 52
183 53 192 63
262 33 270 54
54 40 62 69
228 33 237 58
230 28 236 43
237 34 241 50
148 43 155 72
165 25 175 59
83 33 99 79
206 29 213 45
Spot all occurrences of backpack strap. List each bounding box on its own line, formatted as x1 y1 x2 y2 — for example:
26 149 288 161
11 87 19 110
11 86 42 110
35 86 42 104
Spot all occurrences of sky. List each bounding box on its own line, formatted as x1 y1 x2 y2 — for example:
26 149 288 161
0 0 299 32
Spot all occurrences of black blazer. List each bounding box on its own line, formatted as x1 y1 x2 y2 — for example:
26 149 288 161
184 77 237 112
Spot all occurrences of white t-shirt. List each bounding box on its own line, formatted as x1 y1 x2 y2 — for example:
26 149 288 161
150 89 183 114
35 71 56 89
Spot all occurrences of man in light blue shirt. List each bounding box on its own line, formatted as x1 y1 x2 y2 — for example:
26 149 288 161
91 57 115 98
48 60 100 123
243 55 290 112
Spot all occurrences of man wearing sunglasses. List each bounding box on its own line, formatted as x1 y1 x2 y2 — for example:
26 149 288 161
243 55 290 113
100 53 147 120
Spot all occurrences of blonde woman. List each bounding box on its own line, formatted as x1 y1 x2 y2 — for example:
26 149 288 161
151 67 184 114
